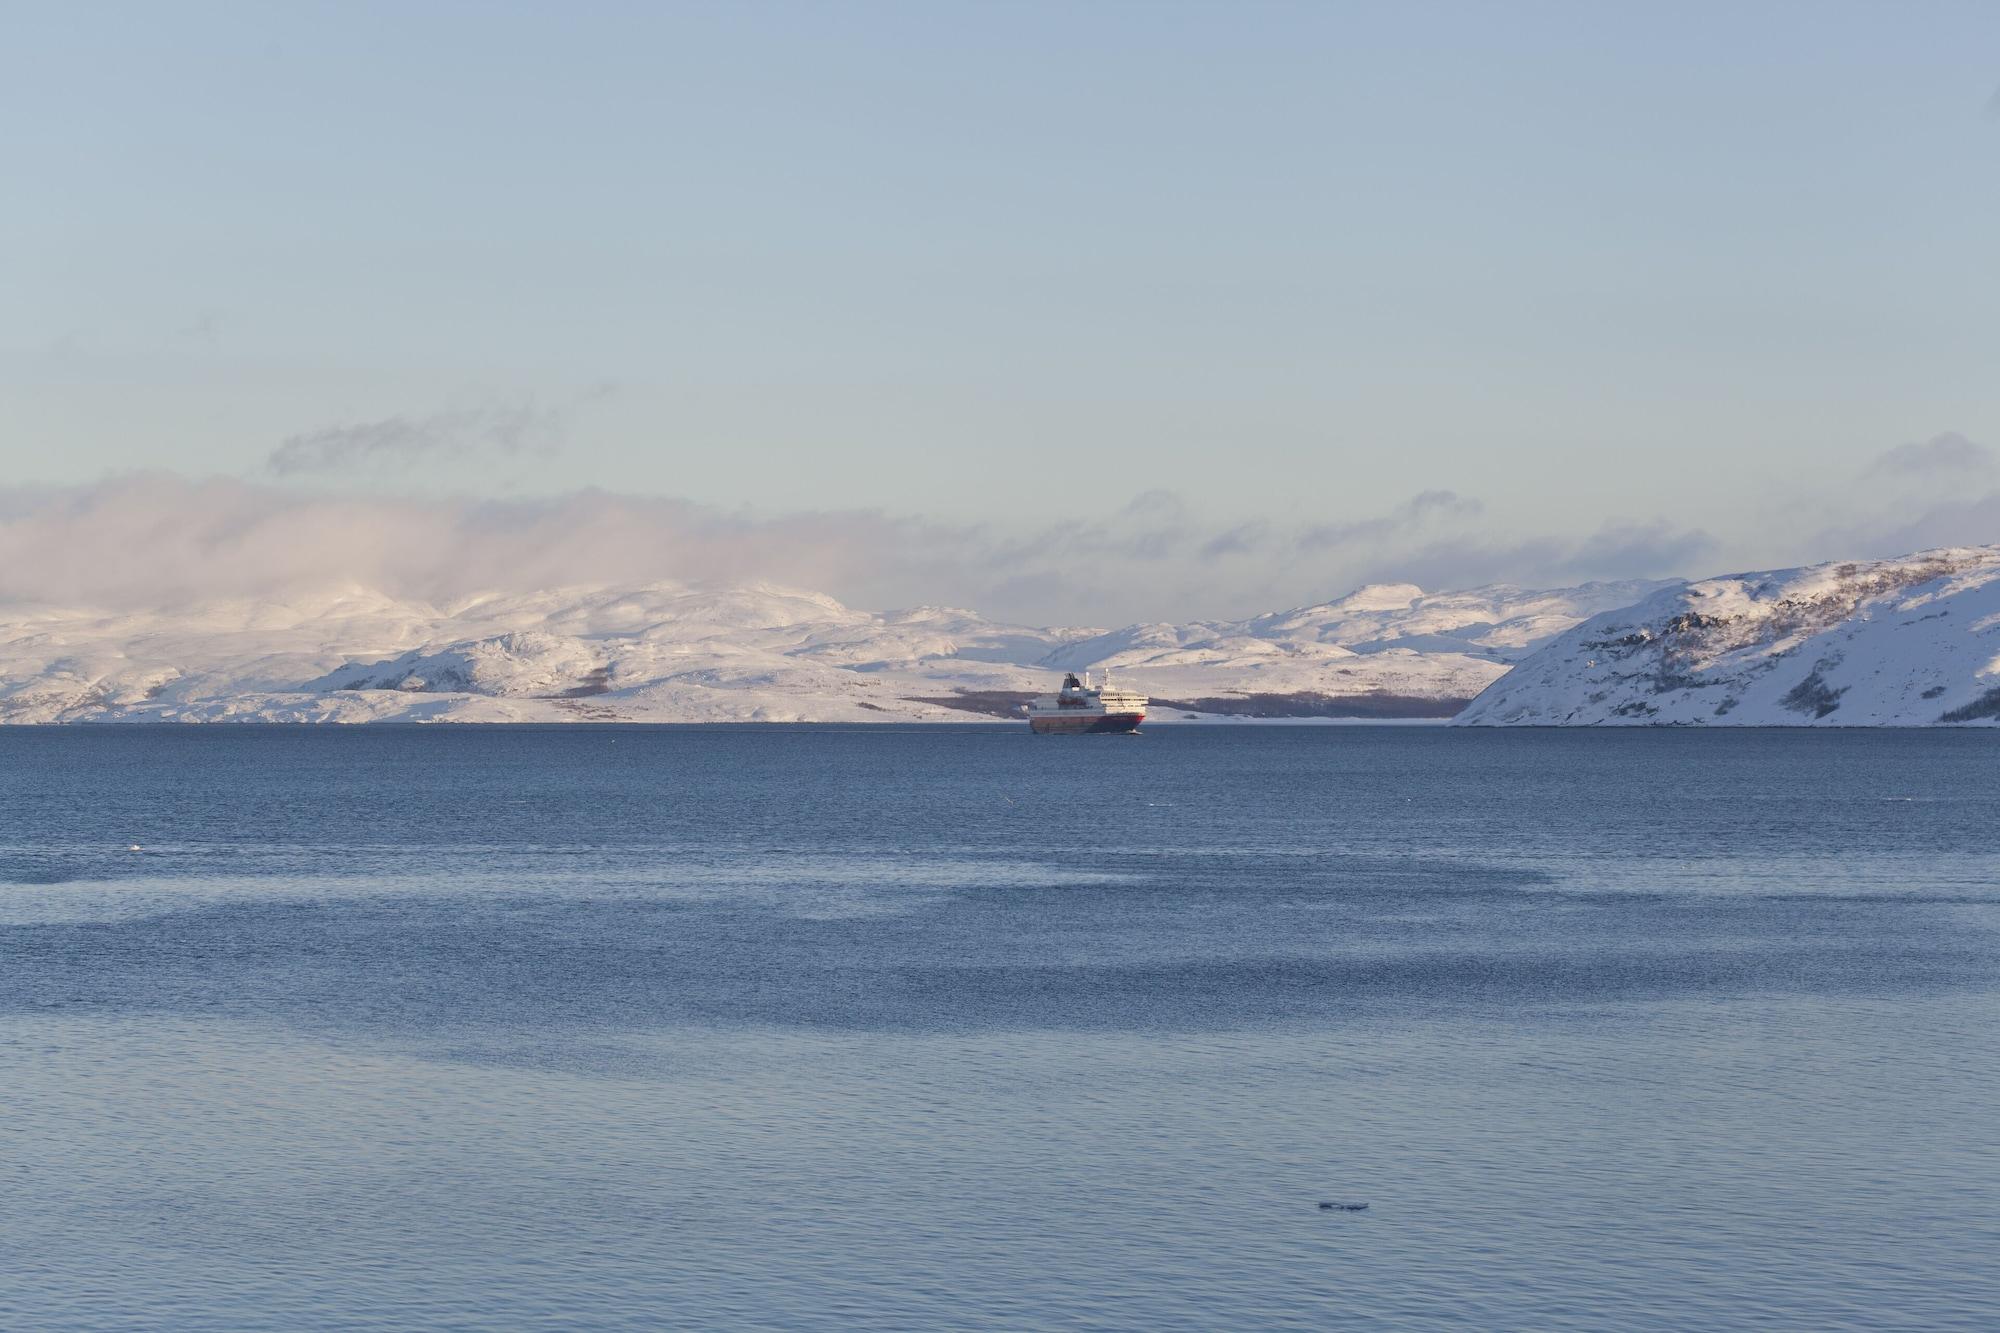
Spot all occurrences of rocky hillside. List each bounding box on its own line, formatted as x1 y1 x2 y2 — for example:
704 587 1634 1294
1455 548 2000 726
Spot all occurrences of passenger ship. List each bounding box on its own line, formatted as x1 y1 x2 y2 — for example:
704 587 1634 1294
1023 671 1147 734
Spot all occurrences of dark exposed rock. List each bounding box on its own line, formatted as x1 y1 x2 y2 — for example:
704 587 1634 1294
1780 668 1846 719
1151 692 1468 720
551 667 613 699
1662 612 1729 634
1939 687 2000 724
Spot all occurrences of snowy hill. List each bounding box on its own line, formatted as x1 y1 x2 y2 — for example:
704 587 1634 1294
10 547 1990 727
1455 547 2000 726
1040 580 1669 719
0 578 1660 724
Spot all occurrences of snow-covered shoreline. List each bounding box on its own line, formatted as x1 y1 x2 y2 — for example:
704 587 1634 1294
7 546 1994 726
0 579 1656 725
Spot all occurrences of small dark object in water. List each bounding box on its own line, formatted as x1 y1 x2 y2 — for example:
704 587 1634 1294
1318 1201 1368 1212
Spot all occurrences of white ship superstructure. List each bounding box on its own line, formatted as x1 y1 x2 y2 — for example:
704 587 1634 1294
1023 671 1147 734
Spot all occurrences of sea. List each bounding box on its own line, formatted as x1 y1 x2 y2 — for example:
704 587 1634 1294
2 724 1997 1331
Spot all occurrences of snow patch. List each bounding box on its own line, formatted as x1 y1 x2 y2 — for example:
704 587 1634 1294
1456 547 2000 727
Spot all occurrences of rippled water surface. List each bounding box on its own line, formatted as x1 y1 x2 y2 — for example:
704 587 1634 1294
3 725 1998 1329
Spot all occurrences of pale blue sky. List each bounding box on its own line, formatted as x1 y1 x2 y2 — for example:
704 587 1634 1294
4 1 1999 618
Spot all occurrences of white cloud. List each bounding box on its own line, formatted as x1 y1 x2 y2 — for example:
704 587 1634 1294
1863 431 1994 481
0 474 1764 624
265 387 620 478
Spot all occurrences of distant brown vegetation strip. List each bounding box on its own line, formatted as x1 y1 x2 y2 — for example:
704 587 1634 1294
551 667 613 699
906 690 1468 720
903 692 1037 719
1152 692 1469 720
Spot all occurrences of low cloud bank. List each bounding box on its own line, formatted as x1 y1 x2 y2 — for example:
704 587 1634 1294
7 467 1962 625
1864 431 1994 481
0 474 1712 624
0 475 935 612
9 411 1976 622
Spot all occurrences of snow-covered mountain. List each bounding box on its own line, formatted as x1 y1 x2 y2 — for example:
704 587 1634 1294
0 578 1662 724
1041 580 1668 718
1456 547 2000 726
17 544 1981 727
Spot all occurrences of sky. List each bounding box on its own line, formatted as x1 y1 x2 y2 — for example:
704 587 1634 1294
4 0 1999 623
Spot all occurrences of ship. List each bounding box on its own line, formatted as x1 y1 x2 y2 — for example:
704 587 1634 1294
1023 671 1147 734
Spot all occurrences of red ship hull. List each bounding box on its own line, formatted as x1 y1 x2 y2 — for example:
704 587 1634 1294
1027 711 1144 735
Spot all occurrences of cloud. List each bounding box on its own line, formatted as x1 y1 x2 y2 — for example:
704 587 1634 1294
1562 521 1717 581
1825 490 2000 561
1199 521 1271 560
1863 431 1994 480
266 384 620 478
267 401 582 477
169 311 222 349
0 474 1717 625
0 474 933 611
1343 518 1713 595
1801 432 2000 563
1296 490 1482 553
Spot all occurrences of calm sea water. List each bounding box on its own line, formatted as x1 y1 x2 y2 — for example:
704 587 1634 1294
2 725 1997 1330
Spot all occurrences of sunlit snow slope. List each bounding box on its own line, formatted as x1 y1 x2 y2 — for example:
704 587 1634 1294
1455 547 2000 726
0 578 1661 723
